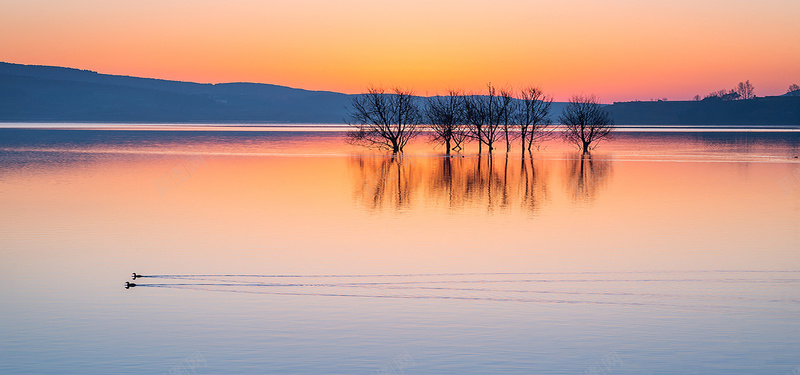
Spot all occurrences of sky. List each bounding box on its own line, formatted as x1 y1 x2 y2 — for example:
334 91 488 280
1 0 799 102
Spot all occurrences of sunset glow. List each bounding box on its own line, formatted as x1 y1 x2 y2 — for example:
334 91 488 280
2 0 799 101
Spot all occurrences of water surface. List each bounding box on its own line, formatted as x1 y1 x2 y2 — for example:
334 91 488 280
1 126 799 374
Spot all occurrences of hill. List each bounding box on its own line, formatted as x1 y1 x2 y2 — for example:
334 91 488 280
0 61 351 123
606 96 800 125
3 61 798 125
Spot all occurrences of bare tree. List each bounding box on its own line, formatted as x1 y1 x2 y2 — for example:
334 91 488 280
559 94 614 153
499 88 516 152
462 93 485 153
787 84 800 96
516 86 552 155
463 83 505 153
705 81 755 101
347 86 421 153
735 80 755 99
425 90 468 154
704 89 739 101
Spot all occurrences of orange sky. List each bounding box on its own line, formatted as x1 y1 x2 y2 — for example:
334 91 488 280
1 0 799 101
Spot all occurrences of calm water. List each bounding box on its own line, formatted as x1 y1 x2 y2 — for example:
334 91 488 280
1 126 800 374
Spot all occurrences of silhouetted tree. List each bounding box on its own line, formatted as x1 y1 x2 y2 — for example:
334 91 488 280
704 81 755 101
516 86 552 154
559 94 614 153
347 86 421 153
706 89 725 99
463 95 484 153
425 90 468 154
500 88 516 152
463 83 505 153
704 89 739 101
735 80 755 99
721 91 740 100
787 84 800 96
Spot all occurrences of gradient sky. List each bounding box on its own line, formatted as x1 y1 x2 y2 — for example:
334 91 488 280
2 0 799 101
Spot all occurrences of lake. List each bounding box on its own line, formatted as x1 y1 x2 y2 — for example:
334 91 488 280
1 125 799 374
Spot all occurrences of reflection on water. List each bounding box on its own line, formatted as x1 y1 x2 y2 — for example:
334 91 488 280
352 154 554 212
565 153 613 203
351 154 421 210
351 152 616 212
124 270 800 310
1 127 800 374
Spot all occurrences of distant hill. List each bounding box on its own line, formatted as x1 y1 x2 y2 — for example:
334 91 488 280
0 61 352 123
0 61 572 124
3 61 798 125
606 96 800 126
784 89 800 97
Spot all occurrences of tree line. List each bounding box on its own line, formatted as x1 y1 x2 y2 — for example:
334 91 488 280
689 80 800 101
346 84 613 154
788 84 800 96
693 80 756 101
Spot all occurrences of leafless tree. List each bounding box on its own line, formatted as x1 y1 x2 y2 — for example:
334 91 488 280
704 89 739 101
425 90 468 154
516 86 553 155
735 80 755 99
559 94 614 153
705 81 755 101
346 86 421 153
463 83 505 153
462 94 484 153
499 88 516 152
787 84 800 96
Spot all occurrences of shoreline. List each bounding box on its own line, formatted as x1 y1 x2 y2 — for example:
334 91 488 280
0 122 798 133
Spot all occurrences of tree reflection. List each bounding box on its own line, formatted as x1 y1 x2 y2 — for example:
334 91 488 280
428 156 466 207
519 156 549 212
351 154 555 212
350 154 421 210
462 155 505 211
564 153 613 202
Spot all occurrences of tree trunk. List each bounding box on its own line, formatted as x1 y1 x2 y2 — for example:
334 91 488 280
527 134 533 153
505 127 511 152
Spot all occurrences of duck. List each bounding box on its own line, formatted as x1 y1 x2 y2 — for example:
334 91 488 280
125 282 137 289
